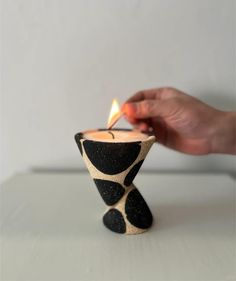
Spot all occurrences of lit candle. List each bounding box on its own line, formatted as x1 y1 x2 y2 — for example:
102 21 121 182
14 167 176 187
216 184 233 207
83 129 151 142
74 99 156 235
82 99 152 142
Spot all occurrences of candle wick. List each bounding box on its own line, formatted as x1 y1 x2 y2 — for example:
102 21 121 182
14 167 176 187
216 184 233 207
108 131 115 139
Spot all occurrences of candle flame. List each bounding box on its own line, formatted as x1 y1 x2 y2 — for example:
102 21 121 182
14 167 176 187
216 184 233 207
107 99 122 129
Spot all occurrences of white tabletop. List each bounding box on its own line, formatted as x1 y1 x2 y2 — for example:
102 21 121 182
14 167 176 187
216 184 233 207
1 172 235 281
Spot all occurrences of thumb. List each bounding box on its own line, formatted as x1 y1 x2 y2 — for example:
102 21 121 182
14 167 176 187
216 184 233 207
123 100 170 119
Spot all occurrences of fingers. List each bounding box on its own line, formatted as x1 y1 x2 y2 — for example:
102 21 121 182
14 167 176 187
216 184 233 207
124 87 180 104
123 115 168 146
122 87 184 120
125 89 162 103
150 117 167 145
123 99 167 119
134 121 150 132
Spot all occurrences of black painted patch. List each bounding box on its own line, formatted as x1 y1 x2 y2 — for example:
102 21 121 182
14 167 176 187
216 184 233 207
94 179 125 206
74 133 83 155
124 160 144 186
103 208 126 233
125 189 153 229
83 141 141 175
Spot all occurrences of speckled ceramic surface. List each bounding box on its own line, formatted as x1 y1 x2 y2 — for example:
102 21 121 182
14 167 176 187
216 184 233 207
75 129 156 234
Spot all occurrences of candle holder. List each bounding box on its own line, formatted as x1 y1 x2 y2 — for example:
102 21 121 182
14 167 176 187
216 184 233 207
75 129 156 234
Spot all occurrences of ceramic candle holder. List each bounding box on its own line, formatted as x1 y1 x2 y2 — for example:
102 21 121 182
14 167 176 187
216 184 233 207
75 129 156 234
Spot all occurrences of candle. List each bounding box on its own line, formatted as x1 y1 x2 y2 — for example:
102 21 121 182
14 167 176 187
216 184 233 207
74 98 156 235
83 129 150 143
75 127 156 234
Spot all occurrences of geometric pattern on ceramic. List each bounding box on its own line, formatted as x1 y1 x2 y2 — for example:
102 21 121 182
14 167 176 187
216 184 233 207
75 129 156 234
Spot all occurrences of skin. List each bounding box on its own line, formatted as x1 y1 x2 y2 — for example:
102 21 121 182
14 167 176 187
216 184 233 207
122 87 236 155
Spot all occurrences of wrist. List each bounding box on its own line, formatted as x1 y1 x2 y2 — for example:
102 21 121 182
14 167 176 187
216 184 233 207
210 111 236 154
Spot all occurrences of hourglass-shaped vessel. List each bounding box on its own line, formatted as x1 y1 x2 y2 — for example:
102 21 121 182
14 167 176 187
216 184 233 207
75 129 155 234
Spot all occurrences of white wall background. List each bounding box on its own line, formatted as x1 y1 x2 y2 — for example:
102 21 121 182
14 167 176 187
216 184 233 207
1 0 235 182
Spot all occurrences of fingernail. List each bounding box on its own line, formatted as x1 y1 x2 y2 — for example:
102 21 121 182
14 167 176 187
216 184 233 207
121 104 126 113
122 103 136 116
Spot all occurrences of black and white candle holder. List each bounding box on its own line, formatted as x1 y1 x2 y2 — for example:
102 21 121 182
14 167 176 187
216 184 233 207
75 129 155 234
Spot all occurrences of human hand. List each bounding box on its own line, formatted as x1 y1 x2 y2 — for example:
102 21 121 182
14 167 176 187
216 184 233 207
122 87 236 155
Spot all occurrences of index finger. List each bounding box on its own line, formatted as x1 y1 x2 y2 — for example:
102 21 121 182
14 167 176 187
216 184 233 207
125 87 170 103
125 88 161 104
